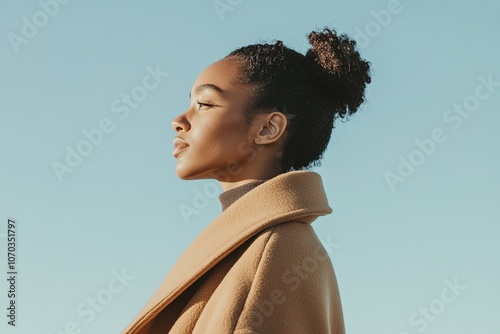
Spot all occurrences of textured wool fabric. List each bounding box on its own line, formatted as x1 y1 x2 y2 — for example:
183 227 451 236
219 180 268 211
122 170 345 334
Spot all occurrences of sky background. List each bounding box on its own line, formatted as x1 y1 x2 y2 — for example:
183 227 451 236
0 0 499 333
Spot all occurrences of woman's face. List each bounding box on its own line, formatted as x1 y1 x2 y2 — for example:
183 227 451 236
171 59 260 181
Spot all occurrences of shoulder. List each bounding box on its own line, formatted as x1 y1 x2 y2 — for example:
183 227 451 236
232 221 343 332
252 221 336 291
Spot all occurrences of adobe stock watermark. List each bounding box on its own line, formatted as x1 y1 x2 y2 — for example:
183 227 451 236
397 277 467 334
178 139 264 224
7 0 73 54
320 234 341 256
353 0 413 49
51 64 169 183
213 0 243 21
385 74 499 192
48 268 135 334
248 238 340 328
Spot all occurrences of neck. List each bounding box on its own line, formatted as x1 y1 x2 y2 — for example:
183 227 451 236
219 178 265 192
218 168 282 192
218 179 268 211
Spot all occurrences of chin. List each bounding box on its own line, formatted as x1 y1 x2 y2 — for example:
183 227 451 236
175 163 207 180
175 167 195 180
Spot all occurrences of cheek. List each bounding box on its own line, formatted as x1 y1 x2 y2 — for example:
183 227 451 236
192 123 224 157
196 116 247 155
218 120 251 158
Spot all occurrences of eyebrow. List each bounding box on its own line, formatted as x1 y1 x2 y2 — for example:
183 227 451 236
189 83 225 98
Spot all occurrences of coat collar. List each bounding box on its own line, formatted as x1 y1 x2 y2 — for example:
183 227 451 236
219 179 267 211
124 170 332 333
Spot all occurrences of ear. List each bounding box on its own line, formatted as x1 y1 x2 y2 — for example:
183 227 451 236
253 112 287 145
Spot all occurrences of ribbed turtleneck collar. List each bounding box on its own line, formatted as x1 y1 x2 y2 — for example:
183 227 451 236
218 180 267 211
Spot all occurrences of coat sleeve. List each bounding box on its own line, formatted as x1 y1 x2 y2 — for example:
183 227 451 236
233 221 345 334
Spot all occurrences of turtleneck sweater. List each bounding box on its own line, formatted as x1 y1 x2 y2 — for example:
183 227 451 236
218 180 267 211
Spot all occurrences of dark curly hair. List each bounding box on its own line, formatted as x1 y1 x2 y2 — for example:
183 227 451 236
224 27 372 173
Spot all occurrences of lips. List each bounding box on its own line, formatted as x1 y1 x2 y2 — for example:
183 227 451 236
173 137 189 157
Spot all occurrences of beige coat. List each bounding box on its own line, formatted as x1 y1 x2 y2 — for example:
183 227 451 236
122 171 344 333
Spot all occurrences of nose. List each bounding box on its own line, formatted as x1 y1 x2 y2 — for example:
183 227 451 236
171 113 190 133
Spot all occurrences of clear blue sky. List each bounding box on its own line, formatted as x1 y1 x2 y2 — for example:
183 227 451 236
1 0 499 333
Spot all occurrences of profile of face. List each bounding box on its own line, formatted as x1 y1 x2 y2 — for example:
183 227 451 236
171 29 371 188
171 59 287 185
172 59 282 182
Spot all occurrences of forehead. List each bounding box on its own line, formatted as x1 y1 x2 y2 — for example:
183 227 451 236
192 59 242 91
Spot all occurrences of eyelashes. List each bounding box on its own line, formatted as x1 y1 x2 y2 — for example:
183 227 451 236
196 101 215 109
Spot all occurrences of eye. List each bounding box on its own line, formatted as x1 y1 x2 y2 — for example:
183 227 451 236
197 101 214 109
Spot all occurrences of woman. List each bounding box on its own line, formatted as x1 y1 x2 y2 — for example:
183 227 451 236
123 27 371 333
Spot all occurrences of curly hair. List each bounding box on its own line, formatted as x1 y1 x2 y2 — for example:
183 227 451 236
224 27 372 173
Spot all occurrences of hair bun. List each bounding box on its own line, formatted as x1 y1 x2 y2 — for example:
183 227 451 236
305 28 372 118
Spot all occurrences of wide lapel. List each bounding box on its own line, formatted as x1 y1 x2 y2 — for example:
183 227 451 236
123 170 332 333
